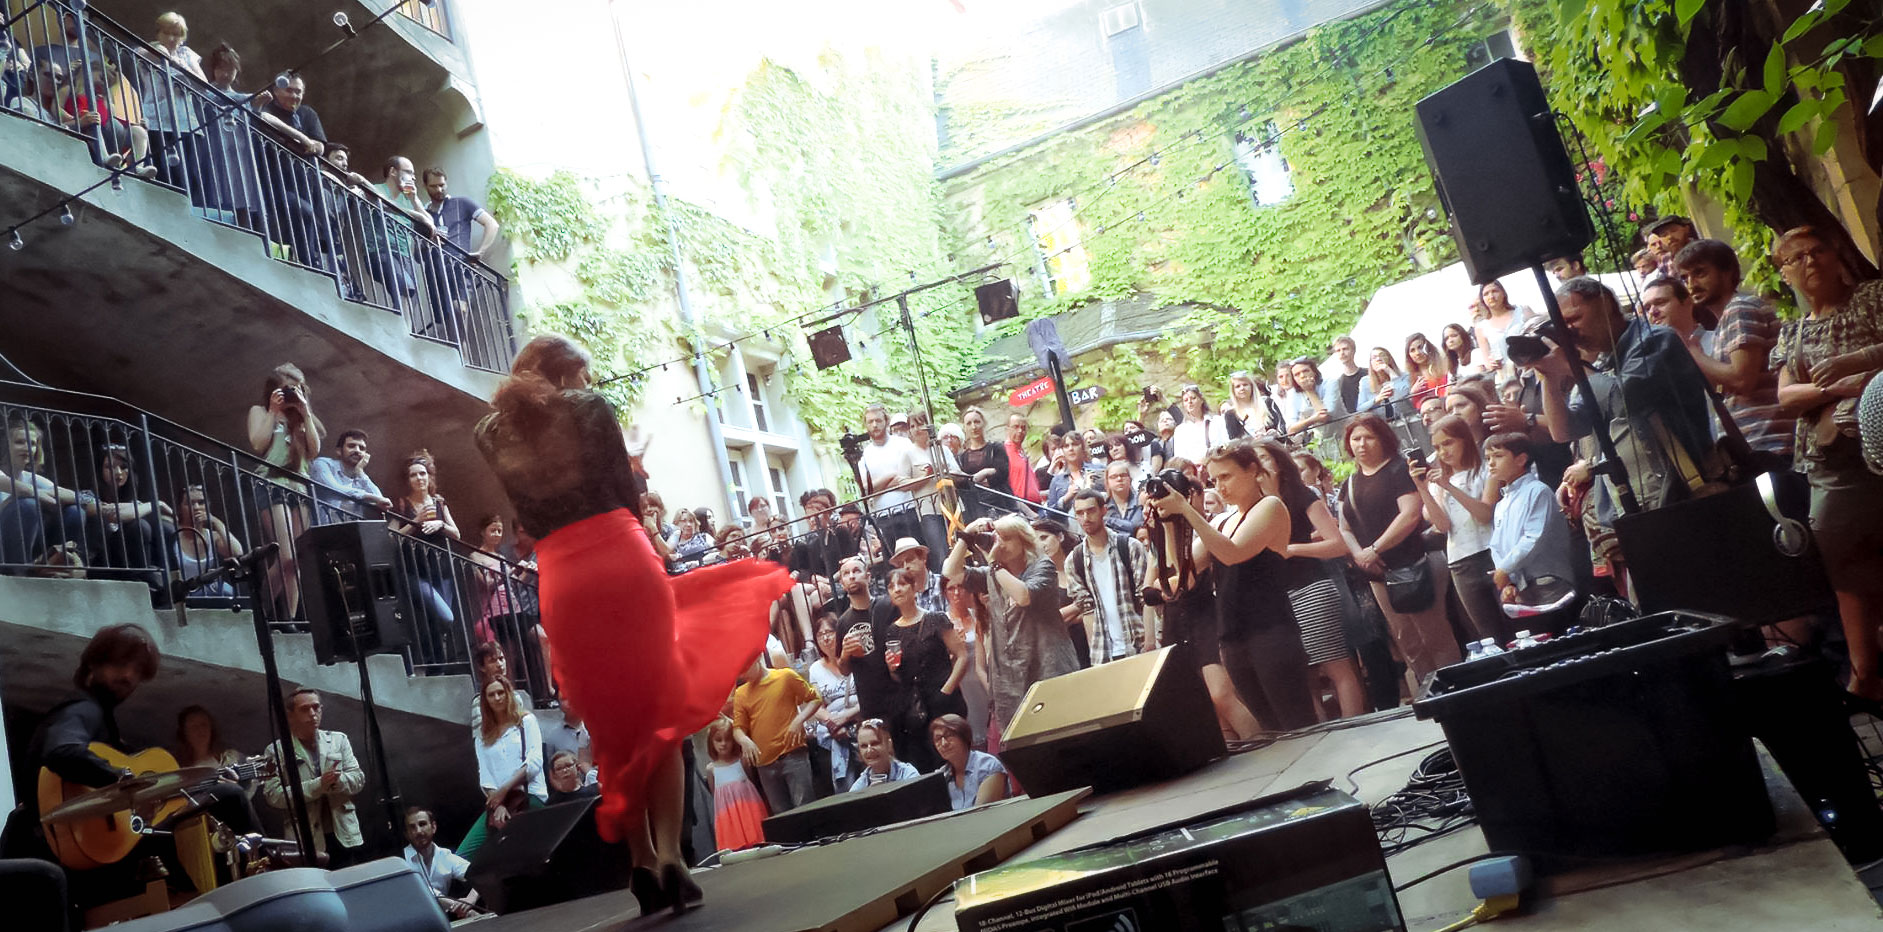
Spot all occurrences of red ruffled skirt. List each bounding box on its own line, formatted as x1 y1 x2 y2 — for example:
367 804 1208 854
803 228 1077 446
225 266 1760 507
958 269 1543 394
535 508 791 842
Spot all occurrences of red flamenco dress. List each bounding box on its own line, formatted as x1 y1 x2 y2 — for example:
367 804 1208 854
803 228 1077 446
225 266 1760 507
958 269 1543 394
476 390 790 841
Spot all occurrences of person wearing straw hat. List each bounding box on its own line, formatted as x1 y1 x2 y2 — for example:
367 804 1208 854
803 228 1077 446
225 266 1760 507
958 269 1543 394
888 536 946 614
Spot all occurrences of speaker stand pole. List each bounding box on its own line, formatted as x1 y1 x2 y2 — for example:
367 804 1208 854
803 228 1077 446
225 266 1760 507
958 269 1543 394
896 294 939 433
1531 264 1640 515
1046 354 1077 433
235 544 319 860
842 445 882 571
335 575 403 846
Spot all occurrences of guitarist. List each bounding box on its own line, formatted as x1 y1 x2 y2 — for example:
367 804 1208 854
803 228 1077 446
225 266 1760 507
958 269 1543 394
4 624 255 898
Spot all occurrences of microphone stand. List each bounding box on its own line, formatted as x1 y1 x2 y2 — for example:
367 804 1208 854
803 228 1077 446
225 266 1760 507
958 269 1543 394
198 542 320 862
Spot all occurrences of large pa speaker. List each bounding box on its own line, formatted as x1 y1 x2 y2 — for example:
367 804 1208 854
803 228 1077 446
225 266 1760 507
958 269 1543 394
467 797 631 914
1415 58 1592 284
999 646 1224 798
295 521 410 665
762 769 951 844
808 325 852 370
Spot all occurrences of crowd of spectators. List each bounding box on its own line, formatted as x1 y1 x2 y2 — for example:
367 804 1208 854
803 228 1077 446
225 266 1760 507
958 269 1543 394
1 7 505 357
642 215 1883 859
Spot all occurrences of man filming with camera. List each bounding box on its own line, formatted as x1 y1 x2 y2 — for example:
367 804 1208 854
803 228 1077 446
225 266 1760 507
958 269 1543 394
1520 277 1717 511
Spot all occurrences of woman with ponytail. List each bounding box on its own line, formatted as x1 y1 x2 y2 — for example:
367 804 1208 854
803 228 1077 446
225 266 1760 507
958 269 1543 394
474 335 790 915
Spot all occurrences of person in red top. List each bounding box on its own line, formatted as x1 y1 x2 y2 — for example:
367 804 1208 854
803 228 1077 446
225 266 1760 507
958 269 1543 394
56 58 155 177
1004 413 1043 504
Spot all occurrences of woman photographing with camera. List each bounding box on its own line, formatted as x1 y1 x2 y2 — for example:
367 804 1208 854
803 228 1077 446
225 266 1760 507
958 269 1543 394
1151 442 1318 731
246 363 323 619
1143 459 1261 739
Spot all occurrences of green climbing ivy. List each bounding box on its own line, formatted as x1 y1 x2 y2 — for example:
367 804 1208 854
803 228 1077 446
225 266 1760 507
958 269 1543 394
941 0 1493 394
484 51 987 443
1505 0 1883 297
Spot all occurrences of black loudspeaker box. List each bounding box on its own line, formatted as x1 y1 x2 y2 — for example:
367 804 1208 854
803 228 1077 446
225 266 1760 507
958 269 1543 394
1613 474 1835 627
103 858 448 932
1734 654 1883 863
295 521 409 665
467 797 632 914
1415 58 1593 284
976 279 1019 324
999 646 1225 798
808 325 852 370
762 769 951 845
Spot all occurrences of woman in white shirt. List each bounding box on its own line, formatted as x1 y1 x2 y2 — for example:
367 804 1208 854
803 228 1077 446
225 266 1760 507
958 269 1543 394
458 677 545 860
1411 416 1505 645
1169 385 1226 464
805 614 863 789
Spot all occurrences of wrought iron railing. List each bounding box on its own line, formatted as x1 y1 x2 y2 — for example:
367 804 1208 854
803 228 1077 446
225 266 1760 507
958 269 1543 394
0 0 511 371
0 379 549 702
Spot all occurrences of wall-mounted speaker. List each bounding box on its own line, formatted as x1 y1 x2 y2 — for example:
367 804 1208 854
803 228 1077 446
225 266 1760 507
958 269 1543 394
1415 58 1593 284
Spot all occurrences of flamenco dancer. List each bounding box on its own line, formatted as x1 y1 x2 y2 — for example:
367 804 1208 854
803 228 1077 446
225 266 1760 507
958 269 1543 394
476 335 791 915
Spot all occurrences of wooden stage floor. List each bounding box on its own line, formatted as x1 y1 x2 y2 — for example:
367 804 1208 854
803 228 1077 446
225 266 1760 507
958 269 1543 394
473 708 1883 932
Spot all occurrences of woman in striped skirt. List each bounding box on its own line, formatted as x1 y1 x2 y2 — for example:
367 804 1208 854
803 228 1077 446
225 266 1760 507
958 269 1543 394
1255 440 1367 719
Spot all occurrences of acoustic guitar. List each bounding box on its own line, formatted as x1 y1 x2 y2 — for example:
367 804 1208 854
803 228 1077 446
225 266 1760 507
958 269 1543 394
37 743 270 870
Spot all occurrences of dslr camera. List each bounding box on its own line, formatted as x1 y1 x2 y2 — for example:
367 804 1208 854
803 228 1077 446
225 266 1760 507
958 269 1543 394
1505 321 1564 367
838 430 869 464
1143 468 1198 500
960 528 996 552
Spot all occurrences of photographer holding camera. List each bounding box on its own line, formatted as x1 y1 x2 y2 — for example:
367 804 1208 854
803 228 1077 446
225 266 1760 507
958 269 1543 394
942 515 1079 739
1524 278 1717 510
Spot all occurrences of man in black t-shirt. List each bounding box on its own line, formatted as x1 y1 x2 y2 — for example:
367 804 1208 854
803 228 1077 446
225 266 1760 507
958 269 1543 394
1333 336 1366 415
833 557 896 724
253 73 338 273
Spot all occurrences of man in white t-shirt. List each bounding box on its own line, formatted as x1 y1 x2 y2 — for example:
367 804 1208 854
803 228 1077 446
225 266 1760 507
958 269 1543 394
402 806 478 918
858 403 924 559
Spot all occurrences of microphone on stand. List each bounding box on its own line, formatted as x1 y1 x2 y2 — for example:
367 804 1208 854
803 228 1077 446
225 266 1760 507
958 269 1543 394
170 542 279 602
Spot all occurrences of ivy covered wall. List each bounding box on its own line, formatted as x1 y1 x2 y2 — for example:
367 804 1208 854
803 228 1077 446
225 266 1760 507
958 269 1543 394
483 48 986 450
941 0 1503 397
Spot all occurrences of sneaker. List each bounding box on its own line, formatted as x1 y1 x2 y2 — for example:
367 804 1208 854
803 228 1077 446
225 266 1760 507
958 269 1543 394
135 164 158 180
104 153 125 170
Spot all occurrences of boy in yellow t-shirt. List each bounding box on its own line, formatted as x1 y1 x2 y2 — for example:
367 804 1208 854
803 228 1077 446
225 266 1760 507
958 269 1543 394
731 658 823 813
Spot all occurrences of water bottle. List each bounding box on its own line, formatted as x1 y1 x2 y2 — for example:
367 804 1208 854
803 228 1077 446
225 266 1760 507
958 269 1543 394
1466 641 1485 662
1514 629 1536 649
1479 637 1504 656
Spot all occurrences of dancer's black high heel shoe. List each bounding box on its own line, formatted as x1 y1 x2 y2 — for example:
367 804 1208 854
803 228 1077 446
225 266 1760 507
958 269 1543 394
661 862 703 916
630 866 670 916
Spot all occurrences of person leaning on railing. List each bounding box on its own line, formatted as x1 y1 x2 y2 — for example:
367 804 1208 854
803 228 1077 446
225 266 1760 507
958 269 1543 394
246 362 324 620
389 449 464 666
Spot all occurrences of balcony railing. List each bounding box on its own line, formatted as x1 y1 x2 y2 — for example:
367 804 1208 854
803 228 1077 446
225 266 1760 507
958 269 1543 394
0 379 551 704
0 0 512 372
397 0 452 39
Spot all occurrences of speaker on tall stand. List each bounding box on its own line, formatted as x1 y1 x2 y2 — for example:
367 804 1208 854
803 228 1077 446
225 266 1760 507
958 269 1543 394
1414 58 1636 513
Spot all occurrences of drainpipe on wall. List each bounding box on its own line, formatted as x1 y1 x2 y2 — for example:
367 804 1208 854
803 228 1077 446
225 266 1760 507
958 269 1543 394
608 1 738 515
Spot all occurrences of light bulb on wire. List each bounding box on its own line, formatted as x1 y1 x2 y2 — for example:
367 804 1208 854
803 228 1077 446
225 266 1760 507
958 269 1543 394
59 205 75 226
7 230 22 251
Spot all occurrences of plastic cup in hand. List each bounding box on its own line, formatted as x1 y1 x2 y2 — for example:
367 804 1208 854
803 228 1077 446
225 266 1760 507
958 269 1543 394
884 638 902 673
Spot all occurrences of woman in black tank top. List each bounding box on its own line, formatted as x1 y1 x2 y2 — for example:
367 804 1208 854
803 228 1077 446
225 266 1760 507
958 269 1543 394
1145 469 1259 740
1150 441 1318 731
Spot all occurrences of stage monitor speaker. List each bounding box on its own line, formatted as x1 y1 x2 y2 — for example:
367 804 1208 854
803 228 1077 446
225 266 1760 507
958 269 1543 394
976 279 1019 324
1415 58 1592 284
104 858 447 931
467 797 631 914
1613 475 1835 627
295 521 409 666
763 769 951 845
808 325 852 370
999 646 1224 798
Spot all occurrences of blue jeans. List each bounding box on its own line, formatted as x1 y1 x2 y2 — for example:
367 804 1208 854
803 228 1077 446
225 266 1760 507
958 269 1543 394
757 748 814 813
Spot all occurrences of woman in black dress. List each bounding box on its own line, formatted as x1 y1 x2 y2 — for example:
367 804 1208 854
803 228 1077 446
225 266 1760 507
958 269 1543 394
956 407 1011 519
1144 457 1259 738
882 566 969 772
1153 440 1317 731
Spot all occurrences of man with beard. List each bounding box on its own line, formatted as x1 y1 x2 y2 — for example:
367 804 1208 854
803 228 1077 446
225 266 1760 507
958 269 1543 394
310 429 392 516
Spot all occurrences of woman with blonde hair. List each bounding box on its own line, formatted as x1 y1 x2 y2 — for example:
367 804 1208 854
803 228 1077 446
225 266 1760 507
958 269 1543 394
943 513 1078 744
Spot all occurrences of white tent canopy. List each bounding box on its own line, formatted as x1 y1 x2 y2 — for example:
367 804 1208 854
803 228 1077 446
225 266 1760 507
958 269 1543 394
1328 261 1646 380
